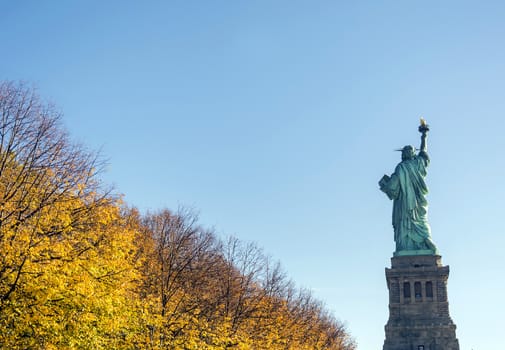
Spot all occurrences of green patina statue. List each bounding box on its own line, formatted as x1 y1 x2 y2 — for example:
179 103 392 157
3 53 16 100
379 119 438 256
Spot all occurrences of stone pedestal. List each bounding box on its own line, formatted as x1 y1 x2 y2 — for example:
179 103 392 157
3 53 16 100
383 255 459 350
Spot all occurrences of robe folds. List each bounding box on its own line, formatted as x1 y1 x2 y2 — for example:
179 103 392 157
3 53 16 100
380 151 437 253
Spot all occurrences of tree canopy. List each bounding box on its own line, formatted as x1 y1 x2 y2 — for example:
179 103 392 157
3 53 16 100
0 82 356 349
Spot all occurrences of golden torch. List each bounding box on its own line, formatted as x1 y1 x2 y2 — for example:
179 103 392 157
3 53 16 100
418 117 430 134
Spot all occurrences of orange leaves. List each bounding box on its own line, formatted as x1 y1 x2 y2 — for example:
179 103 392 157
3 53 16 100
0 83 141 349
0 199 142 349
135 210 356 350
0 83 355 349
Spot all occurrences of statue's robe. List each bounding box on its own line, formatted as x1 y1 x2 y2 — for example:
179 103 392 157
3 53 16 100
380 151 437 254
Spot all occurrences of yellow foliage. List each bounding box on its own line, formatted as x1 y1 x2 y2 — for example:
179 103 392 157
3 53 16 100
0 82 355 350
0 150 142 349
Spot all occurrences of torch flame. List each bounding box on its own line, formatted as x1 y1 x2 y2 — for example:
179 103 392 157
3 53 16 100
420 117 427 126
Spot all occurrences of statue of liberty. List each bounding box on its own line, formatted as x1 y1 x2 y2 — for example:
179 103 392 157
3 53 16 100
379 119 438 256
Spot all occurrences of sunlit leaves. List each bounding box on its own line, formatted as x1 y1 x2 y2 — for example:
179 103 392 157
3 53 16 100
0 82 355 349
0 82 141 349
137 210 356 350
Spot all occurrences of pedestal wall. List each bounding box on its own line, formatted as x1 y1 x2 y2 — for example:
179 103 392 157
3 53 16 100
383 255 459 350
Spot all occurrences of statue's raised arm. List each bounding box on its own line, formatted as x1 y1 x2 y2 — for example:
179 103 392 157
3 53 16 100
379 118 438 257
419 117 429 155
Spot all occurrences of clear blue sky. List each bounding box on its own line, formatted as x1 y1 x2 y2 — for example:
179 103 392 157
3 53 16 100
2 1 505 349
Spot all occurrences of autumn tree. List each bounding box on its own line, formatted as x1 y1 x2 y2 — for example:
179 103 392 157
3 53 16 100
0 82 141 349
137 208 221 349
136 207 356 350
0 81 355 349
